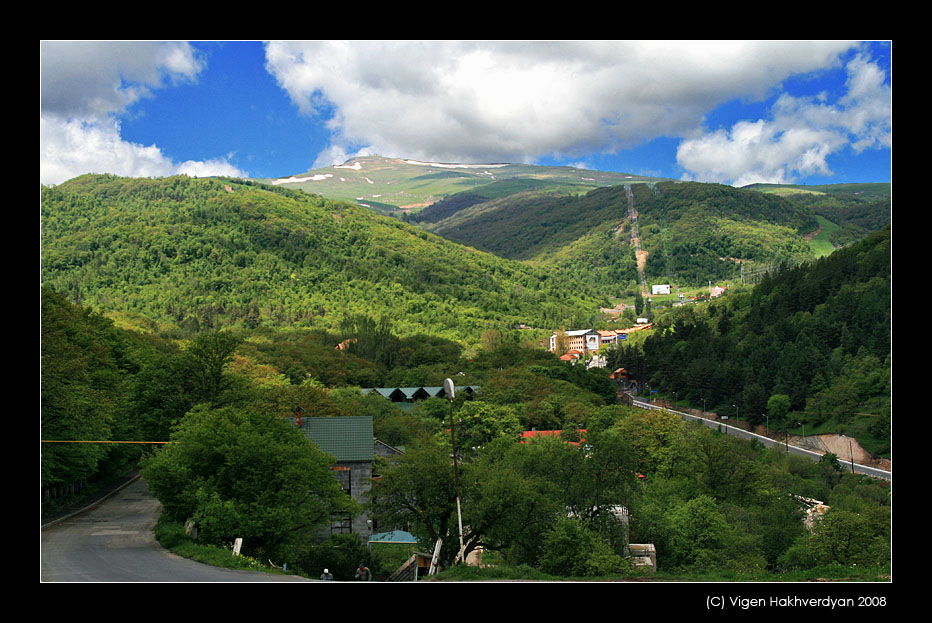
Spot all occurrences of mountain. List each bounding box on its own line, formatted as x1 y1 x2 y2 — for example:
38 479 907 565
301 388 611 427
40 174 609 345
419 180 822 289
255 155 666 215
742 181 891 200
742 182 892 249
259 157 890 292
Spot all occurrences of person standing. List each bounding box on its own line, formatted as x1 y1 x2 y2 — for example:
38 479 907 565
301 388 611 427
320 568 333 581
354 563 372 581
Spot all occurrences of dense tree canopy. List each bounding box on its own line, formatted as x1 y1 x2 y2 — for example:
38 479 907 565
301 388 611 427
141 405 355 562
608 227 891 455
41 171 890 579
40 174 607 345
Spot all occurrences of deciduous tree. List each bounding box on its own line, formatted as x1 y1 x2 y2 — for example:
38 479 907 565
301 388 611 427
141 405 354 562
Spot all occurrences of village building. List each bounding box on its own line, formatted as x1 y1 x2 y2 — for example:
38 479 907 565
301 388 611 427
549 329 600 354
361 386 480 408
289 415 404 541
552 326 653 356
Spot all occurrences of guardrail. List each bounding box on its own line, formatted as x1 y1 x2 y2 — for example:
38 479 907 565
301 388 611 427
627 396 891 481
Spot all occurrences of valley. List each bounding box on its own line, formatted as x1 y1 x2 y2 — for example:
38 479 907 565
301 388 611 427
41 162 891 582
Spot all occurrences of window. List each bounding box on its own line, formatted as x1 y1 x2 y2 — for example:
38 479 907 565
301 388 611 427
330 513 352 535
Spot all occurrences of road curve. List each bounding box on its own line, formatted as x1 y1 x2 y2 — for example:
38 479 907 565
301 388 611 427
41 477 313 582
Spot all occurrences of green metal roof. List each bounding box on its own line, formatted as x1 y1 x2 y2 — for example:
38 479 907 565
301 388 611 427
294 416 374 462
361 386 481 401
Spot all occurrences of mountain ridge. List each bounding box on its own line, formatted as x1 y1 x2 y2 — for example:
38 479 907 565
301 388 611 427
254 155 668 215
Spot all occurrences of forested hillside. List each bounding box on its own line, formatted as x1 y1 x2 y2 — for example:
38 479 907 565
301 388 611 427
42 285 891 580
423 181 820 289
635 181 817 281
608 226 891 457
41 170 890 581
41 174 611 344
257 155 656 215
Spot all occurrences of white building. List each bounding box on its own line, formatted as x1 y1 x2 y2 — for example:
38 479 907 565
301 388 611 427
550 329 600 354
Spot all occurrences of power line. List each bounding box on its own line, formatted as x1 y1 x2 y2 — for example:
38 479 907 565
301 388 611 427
41 440 173 444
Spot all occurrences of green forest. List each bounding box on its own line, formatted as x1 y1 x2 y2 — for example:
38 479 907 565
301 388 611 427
40 174 608 345
421 180 835 291
41 172 890 581
609 227 891 455
41 279 890 580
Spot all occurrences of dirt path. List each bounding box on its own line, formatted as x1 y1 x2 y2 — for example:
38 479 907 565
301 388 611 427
624 184 649 294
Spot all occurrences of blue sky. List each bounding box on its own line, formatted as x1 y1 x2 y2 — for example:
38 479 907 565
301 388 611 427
40 41 891 187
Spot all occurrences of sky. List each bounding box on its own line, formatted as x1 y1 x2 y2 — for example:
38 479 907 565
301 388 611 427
40 40 892 188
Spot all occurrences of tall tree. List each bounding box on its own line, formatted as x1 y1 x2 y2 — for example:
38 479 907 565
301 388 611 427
183 330 243 408
141 405 354 562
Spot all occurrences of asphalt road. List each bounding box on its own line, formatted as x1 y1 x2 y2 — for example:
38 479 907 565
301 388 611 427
40 476 313 582
630 398 891 481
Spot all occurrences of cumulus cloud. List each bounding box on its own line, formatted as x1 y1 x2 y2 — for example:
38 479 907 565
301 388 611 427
40 41 246 185
676 51 891 186
263 40 860 169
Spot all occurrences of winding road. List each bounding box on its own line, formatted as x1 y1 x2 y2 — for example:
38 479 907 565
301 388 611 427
41 476 313 582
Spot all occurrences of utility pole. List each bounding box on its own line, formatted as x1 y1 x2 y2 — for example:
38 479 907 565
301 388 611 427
444 378 465 565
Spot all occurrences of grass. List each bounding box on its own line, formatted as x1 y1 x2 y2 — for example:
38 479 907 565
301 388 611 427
428 562 890 582
808 215 841 258
151 516 890 583
152 516 299 577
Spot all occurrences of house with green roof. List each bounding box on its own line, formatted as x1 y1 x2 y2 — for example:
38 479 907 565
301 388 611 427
289 415 393 540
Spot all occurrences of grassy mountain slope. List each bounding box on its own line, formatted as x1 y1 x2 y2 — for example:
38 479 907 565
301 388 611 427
744 182 891 250
256 155 664 215
743 181 891 200
40 174 609 345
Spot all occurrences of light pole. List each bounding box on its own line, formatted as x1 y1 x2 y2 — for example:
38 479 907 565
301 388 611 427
444 378 465 565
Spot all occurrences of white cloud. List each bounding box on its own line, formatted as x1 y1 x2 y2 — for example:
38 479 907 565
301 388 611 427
676 51 891 186
40 41 246 185
263 40 859 168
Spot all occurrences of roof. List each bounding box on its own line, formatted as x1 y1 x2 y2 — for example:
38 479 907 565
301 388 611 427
292 416 374 462
361 386 481 401
368 530 419 545
618 323 653 334
562 329 599 336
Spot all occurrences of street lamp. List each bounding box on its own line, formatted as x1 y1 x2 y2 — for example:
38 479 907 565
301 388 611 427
444 378 465 565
